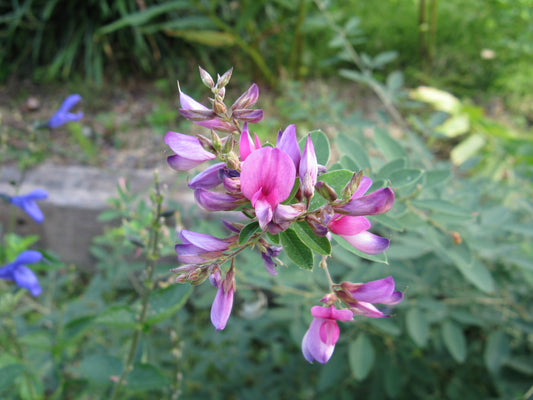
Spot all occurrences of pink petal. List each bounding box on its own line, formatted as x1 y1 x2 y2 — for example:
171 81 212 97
328 215 371 236
276 124 301 170
338 187 395 216
349 276 396 303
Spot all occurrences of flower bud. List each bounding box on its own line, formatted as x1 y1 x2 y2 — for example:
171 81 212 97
211 130 222 152
199 66 215 88
197 135 215 153
188 267 210 285
214 98 227 114
231 83 260 110
340 171 363 201
216 67 233 89
316 181 338 202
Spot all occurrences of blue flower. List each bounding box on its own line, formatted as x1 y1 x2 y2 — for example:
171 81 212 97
47 94 83 128
0 251 43 296
9 189 48 223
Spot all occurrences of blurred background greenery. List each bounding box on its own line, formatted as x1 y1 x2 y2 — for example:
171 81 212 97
1 0 532 399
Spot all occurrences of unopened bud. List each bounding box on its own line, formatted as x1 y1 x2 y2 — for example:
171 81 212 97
341 171 363 200
214 98 227 114
231 83 259 110
188 268 209 285
197 135 215 153
225 152 240 170
316 181 338 202
211 130 222 152
216 67 233 89
199 66 215 88
217 86 226 100
222 134 235 154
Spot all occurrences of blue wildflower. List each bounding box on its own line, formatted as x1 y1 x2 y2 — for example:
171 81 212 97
9 189 48 223
0 251 43 296
47 94 83 128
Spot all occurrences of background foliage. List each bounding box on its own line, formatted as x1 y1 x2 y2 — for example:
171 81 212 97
1 0 532 399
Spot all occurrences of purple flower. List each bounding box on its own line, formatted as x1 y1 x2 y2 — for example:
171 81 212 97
47 94 83 128
165 131 216 171
240 147 296 230
276 125 300 171
210 266 235 330
178 87 235 132
260 245 283 275
188 162 225 189
9 189 48 224
0 251 43 296
299 135 318 199
335 176 395 216
301 305 353 364
194 189 245 211
175 230 232 264
337 276 404 318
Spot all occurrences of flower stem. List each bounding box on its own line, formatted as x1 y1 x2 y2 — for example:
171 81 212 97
109 172 163 400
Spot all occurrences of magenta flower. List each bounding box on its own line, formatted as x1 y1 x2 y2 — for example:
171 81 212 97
335 176 395 216
210 266 235 330
299 135 318 199
338 276 404 318
301 305 353 364
0 250 43 296
178 88 235 132
47 94 83 128
240 147 296 230
9 189 48 224
276 125 300 171
165 131 216 171
239 123 262 161
175 230 232 264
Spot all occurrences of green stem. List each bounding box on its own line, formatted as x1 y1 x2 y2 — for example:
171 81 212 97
110 172 163 400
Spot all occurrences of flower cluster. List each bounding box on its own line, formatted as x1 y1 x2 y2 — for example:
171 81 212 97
166 67 403 363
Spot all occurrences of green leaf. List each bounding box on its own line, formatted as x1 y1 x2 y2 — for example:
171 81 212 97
374 128 407 161
0 364 25 392
441 320 467 363
335 134 371 172
412 199 472 217
376 158 407 180
370 214 404 231
484 331 510 374
424 169 452 188
145 283 192 326
349 333 375 380
333 236 388 264
389 168 424 188
280 228 314 270
166 30 236 47
127 363 171 391
94 305 136 329
453 258 495 294
406 308 429 347
77 354 122 386
63 316 96 342
292 221 331 255
299 130 330 166
238 221 260 245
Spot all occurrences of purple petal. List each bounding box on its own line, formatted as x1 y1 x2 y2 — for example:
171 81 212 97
349 276 397 303
210 269 235 330
15 250 43 266
47 94 83 128
194 189 243 211
340 231 390 255
350 301 388 318
338 187 395 216
175 243 222 264
231 83 259 110
352 176 373 199
254 198 274 231
272 203 305 224
188 163 225 189
0 263 14 279
232 109 263 123
301 318 335 364
276 125 301 171
180 230 229 251
261 252 278 276
12 265 42 296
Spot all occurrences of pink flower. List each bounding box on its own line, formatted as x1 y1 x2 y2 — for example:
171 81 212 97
240 147 296 230
299 135 318 199
210 266 235 330
328 215 390 255
338 276 404 318
301 305 353 364
239 123 262 161
165 131 216 171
